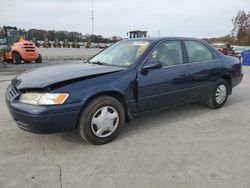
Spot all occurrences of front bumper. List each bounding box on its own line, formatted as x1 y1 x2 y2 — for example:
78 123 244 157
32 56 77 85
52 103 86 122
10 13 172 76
5 88 82 134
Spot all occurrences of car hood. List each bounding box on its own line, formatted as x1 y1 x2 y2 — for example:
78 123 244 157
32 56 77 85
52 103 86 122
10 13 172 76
13 63 125 90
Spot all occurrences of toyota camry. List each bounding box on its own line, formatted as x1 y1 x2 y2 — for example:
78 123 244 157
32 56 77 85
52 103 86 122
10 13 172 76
5 37 243 144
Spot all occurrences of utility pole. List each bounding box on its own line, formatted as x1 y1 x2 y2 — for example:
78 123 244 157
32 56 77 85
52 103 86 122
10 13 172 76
91 0 94 35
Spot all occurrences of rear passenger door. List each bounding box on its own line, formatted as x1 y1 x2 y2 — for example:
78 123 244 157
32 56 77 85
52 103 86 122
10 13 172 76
183 40 222 101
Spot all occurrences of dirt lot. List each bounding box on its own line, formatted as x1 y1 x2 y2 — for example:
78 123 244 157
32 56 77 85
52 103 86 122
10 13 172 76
0 66 250 188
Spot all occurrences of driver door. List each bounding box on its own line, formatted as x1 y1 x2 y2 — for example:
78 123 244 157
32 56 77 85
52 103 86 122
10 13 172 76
137 40 189 112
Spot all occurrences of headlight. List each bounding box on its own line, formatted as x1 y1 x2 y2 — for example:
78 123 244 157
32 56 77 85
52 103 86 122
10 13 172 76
19 92 69 105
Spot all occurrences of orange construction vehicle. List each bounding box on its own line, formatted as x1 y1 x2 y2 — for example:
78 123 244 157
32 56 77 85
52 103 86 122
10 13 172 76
0 26 42 64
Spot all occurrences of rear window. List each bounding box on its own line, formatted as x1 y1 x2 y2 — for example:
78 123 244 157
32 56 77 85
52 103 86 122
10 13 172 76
184 41 214 63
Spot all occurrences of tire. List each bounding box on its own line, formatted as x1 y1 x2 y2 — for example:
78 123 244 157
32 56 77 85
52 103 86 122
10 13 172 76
12 52 21 64
206 79 229 109
35 54 42 63
78 96 125 145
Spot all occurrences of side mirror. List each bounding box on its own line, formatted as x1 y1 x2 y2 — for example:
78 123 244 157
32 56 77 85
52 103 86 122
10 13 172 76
141 60 162 71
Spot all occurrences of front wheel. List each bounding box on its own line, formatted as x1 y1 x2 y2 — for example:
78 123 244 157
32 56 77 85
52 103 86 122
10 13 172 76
35 54 42 63
78 96 125 145
12 52 22 64
206 79 229 109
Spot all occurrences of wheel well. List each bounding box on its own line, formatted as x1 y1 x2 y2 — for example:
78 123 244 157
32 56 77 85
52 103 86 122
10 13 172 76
12 51 23 62
12 51 19 55
221 75 232 94
12 51 22 58
76 91 131 128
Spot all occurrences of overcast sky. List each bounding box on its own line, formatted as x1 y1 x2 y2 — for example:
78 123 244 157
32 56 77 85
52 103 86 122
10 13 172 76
0 0 249 38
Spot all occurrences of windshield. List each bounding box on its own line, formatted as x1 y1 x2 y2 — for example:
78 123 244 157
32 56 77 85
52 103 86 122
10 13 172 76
89 40 152 67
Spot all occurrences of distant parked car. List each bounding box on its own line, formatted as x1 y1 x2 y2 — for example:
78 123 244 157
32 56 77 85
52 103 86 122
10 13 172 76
96 43 108 49
6 37 243 144
233 46 246 59
106 43 114 47
91 43 97 48
212 42 234 56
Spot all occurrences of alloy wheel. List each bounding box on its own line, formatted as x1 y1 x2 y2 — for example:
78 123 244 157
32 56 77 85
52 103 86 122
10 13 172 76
215 84 227 104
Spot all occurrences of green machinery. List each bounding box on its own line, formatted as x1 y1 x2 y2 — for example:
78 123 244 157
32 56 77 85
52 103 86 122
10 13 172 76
2 26 29 46
72 39 80 48
53 38 61 48
63 39 70 48
43 38 50 48
128 30 147 39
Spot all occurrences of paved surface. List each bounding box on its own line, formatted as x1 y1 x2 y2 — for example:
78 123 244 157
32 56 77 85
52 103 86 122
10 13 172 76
0 60 83 74
0 67 250 188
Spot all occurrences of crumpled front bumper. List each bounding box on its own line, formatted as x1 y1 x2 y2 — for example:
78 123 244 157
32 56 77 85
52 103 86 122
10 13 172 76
5 86 82 134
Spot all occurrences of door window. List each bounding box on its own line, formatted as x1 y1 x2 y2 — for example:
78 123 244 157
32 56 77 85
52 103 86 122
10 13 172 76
149 40 183 67
184 41 214 63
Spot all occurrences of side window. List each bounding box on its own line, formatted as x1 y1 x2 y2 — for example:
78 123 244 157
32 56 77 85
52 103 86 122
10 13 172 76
149 40 183 67
184 41 214 63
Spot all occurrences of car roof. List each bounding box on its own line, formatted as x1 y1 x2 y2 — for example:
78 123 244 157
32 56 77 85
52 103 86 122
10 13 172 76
124 37 202 42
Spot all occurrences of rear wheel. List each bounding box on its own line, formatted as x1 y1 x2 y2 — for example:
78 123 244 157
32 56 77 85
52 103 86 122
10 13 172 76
78 96 125 145
206 79 229 109
12 52 21 64
35 54 42 63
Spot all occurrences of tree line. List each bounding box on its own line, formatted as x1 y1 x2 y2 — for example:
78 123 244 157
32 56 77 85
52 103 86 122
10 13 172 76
0 27 122 43
204 10 250 45
28 29 84 42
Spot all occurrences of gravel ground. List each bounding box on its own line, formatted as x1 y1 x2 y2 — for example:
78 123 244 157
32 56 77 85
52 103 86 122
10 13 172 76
0 66 250 188
0 48 101 73
40 48 101 61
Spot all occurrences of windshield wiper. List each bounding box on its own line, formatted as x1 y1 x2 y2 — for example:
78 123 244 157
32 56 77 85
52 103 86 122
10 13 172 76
90 61 109 66
84 59 90 63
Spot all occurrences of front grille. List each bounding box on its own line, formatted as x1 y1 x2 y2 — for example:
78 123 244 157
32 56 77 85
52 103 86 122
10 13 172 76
7 84 20 100
11 79 21 87
23 43 35 52
23 43 34 46
25 49 35 52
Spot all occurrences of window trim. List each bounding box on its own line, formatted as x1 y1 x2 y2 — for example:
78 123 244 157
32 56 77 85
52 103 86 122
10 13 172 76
183 40 218 64
143 39 185 68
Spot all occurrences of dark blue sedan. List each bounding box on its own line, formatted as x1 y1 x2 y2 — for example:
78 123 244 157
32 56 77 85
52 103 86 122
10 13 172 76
5 37 243 144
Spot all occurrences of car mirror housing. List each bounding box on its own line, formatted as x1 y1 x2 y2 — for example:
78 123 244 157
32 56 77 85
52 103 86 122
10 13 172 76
141 60 162 71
